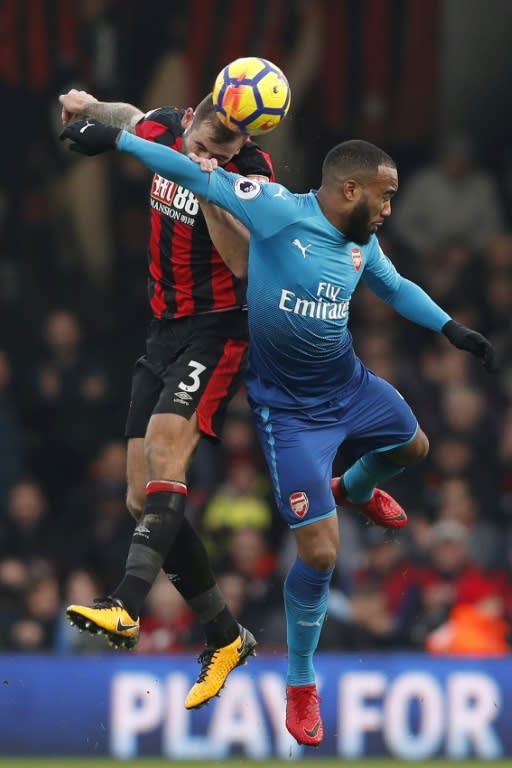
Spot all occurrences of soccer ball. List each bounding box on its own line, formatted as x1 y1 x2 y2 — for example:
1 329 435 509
212 57 291 135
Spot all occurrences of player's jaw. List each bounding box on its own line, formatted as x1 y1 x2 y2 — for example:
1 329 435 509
344 193 387 244
369 217 385 235
343 198 374 245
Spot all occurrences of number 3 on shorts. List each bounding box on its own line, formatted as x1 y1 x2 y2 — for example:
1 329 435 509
178 360 207 393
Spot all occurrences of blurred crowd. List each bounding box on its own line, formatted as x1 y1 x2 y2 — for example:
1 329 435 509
1 0 512 657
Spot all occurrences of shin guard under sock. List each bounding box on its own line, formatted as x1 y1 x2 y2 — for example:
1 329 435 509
163 518 238 647
284 557 333 686
113 480 187 617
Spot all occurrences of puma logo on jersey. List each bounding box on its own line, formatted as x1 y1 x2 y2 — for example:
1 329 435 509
292 239 311 258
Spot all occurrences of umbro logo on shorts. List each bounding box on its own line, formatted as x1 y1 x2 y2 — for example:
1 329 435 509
174 391 193 401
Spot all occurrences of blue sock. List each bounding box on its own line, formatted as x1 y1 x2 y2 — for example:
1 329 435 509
343 450 405 503
284 557 333 686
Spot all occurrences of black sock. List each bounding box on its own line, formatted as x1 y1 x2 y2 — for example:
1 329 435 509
112 480 187 618
163 518 216 599
163 519 239 647
202 606 239 648
112 574 149 619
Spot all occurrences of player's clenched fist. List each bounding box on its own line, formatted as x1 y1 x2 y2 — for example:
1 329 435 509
59 88 98 126
59 118 120 156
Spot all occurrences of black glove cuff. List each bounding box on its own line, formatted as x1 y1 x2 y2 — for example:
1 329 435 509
441 319 457 338
103 125 120 146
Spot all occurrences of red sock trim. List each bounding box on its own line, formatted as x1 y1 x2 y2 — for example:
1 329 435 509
145 480 188 496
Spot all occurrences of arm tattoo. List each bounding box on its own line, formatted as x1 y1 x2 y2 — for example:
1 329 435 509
83 102 143 133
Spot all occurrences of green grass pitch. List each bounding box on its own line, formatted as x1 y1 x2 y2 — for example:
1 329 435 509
1 760 511 768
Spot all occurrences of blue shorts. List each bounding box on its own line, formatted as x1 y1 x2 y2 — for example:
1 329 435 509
251 366 418 528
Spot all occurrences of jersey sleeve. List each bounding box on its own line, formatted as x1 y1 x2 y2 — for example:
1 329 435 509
231 140 275 180
117 130 295 236
362 236 450 331
361 236 401 296
135 107 184 143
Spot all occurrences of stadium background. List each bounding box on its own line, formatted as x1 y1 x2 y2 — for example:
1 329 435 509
1 0 512 761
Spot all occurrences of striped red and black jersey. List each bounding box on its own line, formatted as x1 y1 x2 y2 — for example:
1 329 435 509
135 107 274 320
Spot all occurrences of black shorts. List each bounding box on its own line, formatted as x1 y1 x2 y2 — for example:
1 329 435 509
125 310 248 441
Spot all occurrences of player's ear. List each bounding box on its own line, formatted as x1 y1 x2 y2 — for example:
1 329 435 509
343 179 359 202
233 141 245 157
181 108 194 129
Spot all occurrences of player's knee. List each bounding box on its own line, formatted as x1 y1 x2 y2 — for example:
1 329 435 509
303 542 337 572
409 429 429 463
386 428 429 466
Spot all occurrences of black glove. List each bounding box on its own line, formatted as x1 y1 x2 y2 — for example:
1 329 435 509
59 118 120 156
442 320 497 372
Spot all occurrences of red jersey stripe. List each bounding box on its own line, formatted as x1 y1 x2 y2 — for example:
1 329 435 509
197 338 248 438
149 206 166 319
137 120 170 141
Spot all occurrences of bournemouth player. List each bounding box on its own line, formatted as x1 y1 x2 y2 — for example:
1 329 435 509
59 88 273 710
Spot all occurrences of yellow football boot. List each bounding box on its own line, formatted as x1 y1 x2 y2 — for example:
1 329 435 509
185 625 257 709
66 597 140 649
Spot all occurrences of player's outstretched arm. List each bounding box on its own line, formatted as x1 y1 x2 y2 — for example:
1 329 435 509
363 243 496 371
60 119 293 235
363 260 497 372
59 88 143 132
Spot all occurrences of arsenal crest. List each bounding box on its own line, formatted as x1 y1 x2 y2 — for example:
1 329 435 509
289 491 309 518
351 247 362 272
